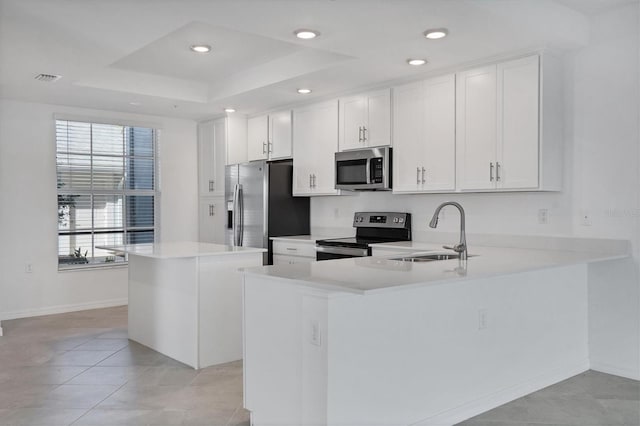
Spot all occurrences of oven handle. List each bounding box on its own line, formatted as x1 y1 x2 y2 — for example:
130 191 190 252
315 245 370 257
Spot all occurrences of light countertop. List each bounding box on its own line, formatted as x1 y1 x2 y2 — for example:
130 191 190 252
243 245 628 295
97 242 266 259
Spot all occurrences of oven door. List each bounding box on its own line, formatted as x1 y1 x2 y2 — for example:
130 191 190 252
316 245 370 261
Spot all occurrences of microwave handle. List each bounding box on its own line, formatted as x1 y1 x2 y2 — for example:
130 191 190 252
365 158 371 184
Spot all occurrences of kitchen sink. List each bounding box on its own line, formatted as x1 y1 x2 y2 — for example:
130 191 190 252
391 252 476 262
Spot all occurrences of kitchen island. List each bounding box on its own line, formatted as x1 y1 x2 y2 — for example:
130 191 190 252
101 242 265 369
241 243 630 426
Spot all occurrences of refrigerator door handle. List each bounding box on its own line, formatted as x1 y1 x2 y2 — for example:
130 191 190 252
232 184 239 246
237 184 244 246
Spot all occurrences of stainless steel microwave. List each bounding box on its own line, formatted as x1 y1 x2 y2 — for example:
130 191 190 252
335 147 392 191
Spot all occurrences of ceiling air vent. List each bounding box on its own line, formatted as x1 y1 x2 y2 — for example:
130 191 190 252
34 73 62 82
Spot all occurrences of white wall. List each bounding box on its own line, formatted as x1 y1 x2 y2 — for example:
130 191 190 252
0 99 198 320
311 3 640 378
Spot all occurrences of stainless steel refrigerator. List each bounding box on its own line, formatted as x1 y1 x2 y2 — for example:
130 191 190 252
225 160 310 264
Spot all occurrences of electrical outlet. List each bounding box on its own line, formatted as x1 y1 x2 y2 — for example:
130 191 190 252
310 320 321 346
581 211 592 226
538 209 549 225
478 309 488 330
25 263 33 273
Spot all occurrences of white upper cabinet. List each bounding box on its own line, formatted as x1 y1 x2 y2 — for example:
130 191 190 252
456 65 498 191
226 114 248 165
456 54 562 192
247 111 292 162
198 119 227 197
339 88 391 151
247 115 269 161
268 110 293 160
392 75 456 193
293 100 340 196
497 55 540 189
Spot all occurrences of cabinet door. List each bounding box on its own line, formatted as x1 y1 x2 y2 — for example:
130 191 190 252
365 88 391 147
247 115 269 162
198 120 216 197
226 115 248 165
392 81 424 193
497 55 540 189
310 101 339 195
199 197 225 244
273 254 315 265
269 110 292 160
212 118 227 196
292 105 316 196
339 95 366 151
422 74 456 191
456 65 498 190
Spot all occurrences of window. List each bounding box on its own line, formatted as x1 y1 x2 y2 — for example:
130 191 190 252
56 120 157 269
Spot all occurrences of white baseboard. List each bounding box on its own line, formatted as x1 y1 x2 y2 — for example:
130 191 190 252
413 359 590 426
590 361 640 381
0 298 128 322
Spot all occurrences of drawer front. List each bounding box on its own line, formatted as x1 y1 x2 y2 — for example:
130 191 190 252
272 240 317 258
273 254 315 265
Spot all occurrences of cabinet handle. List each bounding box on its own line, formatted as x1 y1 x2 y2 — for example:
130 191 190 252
490 163 494 182
286 247 298 251
208 180 214 192
496 162 501 182
312 174 317 188
422 167 426 184
358 126 363 143
209 204 214 216
309 174 312 188
416 167 421 184
262 141 267 154
362 126 367 142
268 141 272 153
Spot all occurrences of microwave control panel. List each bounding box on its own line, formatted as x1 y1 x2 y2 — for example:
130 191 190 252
370 157 384 183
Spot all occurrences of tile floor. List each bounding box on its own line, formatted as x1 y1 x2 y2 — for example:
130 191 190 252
0 306 247 425
0 306 638 426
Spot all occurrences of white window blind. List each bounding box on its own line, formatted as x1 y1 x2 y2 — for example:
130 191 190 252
56 120 157 268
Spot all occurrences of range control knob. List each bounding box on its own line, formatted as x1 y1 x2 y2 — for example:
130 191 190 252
393 217 399 223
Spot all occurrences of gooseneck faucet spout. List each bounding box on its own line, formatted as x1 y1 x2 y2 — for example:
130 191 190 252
429 201 467 261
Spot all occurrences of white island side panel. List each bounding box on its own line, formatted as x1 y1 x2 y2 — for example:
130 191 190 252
128 255 198 367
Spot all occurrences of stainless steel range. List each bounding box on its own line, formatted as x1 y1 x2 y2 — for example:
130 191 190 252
315 212 411 261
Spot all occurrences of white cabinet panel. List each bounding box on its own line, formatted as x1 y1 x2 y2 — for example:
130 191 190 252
339 95 367 151
392 75 455 193
199 196 225 244
422 74 456 191
366 89 392 148
456 65 498 191
248 115 269 162
392 81 424 193
269 110 293 160
339 89 391 151
226 114 248 165
497 55 540 189
273 240 317 258
273 254 315 265
198 119 226 197
293 101 339 196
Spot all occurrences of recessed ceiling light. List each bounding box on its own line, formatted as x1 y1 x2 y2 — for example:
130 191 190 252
294 29 320 40
297 88 312 94
190 44 211 53
424 28 448 39
34 73 62 82
224 108 236 113
407 59 427 66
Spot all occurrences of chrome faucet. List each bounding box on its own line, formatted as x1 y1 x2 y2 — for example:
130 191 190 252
429 201 468 261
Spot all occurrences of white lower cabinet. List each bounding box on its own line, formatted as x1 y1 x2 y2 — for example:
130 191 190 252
393 74 456 193
293 101 340 196
199 196 225 244
272 240 316 264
